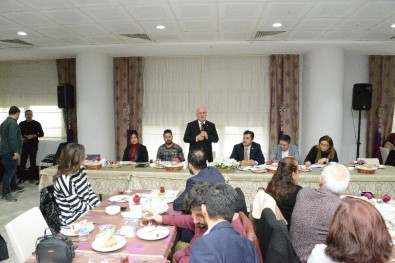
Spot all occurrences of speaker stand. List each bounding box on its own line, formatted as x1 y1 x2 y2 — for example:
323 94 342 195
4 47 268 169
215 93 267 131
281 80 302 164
356 109 362 159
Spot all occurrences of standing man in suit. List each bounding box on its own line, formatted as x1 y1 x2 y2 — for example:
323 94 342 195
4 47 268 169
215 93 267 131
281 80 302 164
190 183 259 263
183 106 219 163
230 130 265 165
269 134 302 164
173 149 224 212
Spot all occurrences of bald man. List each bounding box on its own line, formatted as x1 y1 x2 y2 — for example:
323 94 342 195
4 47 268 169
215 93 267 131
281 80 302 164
183 106 219 162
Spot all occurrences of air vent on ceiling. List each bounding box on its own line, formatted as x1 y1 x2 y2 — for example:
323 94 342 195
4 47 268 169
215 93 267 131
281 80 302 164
252 31 287 40
0 39 33 46
120 34 151 41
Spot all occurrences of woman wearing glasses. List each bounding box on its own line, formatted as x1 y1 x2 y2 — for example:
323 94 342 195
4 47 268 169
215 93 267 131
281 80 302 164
304 135 338 165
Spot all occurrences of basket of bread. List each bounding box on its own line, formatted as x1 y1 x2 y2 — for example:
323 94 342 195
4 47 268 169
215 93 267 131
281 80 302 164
84 160 102 170
356 163 377 174
266 160 278 173
164 158 183 172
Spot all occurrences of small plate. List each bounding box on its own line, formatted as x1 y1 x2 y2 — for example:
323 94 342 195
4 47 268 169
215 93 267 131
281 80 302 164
119 161 135 165
137 226 170 240
237 166 252 171
378 165 386 169
60 221 94 236
250 167 267 173
91 235 126 252
109 195 130 203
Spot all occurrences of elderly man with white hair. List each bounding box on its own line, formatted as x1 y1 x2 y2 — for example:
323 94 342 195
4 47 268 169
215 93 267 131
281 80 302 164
289 164 350 263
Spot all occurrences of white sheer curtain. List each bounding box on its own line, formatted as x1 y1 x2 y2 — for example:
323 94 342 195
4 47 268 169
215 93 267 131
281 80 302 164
143 56 270 161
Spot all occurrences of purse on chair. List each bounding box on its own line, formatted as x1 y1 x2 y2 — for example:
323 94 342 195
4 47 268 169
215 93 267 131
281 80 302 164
35 229 76 263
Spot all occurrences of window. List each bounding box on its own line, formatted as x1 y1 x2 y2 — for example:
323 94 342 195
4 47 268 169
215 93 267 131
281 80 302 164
28 106 63 139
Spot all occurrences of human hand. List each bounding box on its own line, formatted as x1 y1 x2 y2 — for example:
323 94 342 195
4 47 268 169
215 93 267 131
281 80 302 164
13 153 19 160
317 158 328 164
26 135 35 140
145 209 162 224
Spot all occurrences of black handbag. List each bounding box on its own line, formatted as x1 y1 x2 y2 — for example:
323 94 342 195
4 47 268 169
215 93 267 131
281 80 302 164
0 234 9 261
35 229 76 263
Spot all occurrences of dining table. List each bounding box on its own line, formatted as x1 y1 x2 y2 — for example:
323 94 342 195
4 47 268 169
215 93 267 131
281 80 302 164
26 189 180 263
39 163 395 209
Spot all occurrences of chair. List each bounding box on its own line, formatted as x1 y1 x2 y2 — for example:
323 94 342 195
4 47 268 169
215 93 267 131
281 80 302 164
235 187 248 215
357 158 380 165
5 207 49 262
255 208 300 263
239 211 264 263
380 147 390 164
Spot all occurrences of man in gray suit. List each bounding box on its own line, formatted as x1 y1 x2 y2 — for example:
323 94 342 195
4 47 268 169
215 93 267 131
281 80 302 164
269 134 301 164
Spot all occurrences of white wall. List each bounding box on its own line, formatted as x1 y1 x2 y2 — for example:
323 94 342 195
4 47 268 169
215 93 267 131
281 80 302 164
341 54 369 162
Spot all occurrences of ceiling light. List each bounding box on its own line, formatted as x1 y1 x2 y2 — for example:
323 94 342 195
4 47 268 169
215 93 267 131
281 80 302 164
156 25 166 30
272 23 282 28
391 23 395 28
17 31 27 36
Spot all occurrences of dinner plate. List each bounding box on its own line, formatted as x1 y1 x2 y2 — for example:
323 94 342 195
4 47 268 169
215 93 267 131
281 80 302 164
137 226 170 240
91 235 126 252
237 166 252 171
60 221 94 236
109 195 130 203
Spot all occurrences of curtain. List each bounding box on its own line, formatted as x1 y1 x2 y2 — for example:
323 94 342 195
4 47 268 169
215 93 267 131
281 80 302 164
56 59 77 142
367 56 395 158
268 55 300 152
143 56 270 160
114 57 144 160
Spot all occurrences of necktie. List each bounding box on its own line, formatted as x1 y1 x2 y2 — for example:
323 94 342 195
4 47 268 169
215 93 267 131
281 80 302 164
244 147 249 161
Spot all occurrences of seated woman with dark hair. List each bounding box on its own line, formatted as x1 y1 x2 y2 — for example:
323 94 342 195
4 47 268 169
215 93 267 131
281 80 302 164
122 129 149 162
53 143 100 226
307 197 392 263
265 156 302 229
304 135 339 165
384 133 395 150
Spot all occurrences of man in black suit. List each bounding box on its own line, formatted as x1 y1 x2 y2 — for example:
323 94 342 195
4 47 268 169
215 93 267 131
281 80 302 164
230 130 265 165
183 106 219 163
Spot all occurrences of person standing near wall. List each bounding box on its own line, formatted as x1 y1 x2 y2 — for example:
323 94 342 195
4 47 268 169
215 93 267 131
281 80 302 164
0 106 23 202
18 110 44 184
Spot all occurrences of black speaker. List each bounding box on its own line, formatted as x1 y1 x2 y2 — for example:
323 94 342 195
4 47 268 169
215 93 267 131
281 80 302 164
57 84 74 109
352 83 372 111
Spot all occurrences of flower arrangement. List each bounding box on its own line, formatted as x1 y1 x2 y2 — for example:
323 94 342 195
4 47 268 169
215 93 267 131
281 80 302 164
356 159 366 165
172 157 181 164
212 158 239 171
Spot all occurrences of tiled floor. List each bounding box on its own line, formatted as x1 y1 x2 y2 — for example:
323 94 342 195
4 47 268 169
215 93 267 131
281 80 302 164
0 181 40 263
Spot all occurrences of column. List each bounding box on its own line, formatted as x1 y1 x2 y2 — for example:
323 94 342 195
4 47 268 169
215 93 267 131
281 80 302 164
301 47 345 162
76 52 115 160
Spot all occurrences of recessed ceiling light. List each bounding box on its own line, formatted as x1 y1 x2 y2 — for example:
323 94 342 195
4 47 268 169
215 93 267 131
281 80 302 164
156 25 166 30
391 23 395 28
17 31 27 36
272 23 282 28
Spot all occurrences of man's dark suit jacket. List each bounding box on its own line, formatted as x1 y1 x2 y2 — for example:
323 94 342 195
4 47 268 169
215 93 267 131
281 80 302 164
173 167 224 211
230 142 265 165
122 144 148 162
190 221 259 263
183 120 219 162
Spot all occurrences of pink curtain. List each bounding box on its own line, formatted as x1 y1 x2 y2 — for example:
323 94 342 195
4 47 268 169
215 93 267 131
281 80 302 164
56 59 77 142
269 55 300 151
367 56 395 158
114 57 144 160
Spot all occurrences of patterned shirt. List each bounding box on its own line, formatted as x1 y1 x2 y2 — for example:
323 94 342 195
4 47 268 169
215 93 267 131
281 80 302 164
54 167 100 226
156 143 185 162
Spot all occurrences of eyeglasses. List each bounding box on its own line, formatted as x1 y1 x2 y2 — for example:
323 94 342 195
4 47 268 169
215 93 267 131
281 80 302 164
320 143 330 147
197 112 206 115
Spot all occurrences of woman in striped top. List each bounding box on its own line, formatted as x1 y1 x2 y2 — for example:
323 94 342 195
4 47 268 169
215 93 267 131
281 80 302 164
53 143 100 226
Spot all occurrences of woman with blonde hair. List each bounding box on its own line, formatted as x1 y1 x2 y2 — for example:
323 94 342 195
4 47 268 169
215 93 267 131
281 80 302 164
304 135 338 165
53 143 100 226
308 197 392 263
265 156 302 229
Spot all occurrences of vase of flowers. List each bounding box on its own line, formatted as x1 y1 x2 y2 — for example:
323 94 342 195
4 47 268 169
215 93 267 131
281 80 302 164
212 158 239 173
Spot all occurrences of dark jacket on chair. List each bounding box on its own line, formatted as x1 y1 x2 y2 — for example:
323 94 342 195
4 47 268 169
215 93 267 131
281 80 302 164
256 208 299 263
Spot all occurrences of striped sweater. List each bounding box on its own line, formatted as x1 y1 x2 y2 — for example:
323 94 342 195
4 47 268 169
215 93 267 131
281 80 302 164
54 167 100 226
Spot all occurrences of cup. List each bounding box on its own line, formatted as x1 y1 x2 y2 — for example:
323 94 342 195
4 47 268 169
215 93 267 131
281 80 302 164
149 159 153 164
141 211 152 226
78 228 89 242
160 186 165 194
117 188 125 195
